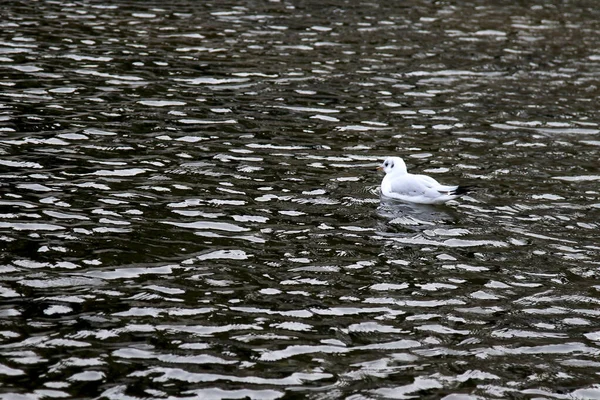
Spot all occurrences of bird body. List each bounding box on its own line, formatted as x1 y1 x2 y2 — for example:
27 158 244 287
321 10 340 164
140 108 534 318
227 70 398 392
378 156 469 204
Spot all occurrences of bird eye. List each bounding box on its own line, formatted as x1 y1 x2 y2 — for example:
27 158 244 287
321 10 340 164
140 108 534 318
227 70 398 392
384 162 388 167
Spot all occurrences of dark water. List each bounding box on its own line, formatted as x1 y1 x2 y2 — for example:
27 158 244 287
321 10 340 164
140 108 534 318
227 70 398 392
1 1 600 398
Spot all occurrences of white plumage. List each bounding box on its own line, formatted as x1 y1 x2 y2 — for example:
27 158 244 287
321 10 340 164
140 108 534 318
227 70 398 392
378 156 470 204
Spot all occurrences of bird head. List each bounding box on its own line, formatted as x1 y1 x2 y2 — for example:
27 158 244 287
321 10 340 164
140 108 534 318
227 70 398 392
377 157 407 175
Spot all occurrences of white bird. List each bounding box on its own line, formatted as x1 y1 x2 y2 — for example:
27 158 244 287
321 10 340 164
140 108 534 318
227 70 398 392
378 156 470 204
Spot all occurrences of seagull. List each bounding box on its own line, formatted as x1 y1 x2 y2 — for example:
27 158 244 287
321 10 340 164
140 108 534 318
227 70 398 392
377 156 470 204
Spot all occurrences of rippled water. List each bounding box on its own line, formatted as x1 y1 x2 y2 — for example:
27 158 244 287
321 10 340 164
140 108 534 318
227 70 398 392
2 1 600 399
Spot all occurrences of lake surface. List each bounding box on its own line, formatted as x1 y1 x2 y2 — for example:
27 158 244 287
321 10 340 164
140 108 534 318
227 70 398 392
2 1 600 399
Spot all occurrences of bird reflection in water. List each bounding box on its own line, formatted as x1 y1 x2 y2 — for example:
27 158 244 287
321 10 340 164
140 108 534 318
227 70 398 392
376 195 459 236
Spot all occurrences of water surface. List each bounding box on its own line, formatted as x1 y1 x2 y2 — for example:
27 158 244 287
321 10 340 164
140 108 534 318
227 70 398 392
1 1 600 399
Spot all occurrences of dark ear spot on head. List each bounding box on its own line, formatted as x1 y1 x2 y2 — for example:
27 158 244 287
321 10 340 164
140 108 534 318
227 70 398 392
391 162 394 168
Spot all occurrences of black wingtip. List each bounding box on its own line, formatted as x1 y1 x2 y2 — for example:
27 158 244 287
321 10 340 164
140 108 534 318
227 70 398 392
452 185 474 196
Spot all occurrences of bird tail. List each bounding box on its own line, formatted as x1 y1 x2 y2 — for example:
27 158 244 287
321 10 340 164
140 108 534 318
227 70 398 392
450 185 474 196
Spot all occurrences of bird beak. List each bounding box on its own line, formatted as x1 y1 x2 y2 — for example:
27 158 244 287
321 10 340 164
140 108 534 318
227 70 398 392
376 166 383 171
